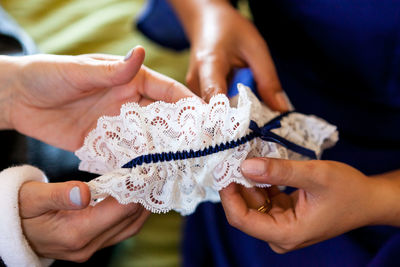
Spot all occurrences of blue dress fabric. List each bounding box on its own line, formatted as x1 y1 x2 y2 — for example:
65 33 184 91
183 1 400 266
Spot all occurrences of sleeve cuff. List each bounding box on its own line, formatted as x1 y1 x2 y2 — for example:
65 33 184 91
0 165 54 267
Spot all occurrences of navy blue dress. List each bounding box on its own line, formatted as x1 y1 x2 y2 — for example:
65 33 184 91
183 1 400 266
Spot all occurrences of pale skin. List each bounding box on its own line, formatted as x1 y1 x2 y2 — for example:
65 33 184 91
169 0 400 253
0 46 196 261
19 181 149 262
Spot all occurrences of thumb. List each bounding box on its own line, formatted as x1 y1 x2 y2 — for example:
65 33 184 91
19 181 91 218
241 157 320 191
75 46 145 90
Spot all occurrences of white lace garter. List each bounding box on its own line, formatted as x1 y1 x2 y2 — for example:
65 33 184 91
75 84 338 215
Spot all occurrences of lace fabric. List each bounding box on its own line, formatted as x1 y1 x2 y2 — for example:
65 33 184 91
75 84 338 215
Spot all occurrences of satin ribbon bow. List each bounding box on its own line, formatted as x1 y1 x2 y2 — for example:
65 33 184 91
249 111 317 159
122 111 317 168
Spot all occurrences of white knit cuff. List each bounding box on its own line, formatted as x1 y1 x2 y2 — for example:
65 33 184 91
0 165 54 267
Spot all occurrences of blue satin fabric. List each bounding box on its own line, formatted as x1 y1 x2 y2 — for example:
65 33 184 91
183 1 400 266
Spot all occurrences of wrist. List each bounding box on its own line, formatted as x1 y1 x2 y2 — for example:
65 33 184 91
0 55 19 130
169 0 233 42
367 171 400 227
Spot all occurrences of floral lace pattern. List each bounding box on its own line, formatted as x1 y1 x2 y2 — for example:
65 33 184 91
76 84 338 215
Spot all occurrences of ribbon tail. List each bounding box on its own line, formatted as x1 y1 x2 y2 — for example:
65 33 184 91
260 132 317 159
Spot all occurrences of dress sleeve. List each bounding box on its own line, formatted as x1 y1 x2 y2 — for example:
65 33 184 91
0 165 53 267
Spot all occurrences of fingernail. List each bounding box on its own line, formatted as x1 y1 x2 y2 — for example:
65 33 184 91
124 48 135 61
241 159 267 176
275 91 291 111
69 186 82 206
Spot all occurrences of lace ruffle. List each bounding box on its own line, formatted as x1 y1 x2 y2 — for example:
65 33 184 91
75 84 338 215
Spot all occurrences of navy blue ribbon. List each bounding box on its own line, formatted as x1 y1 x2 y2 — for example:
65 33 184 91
249 111 317 160
122 111 316 168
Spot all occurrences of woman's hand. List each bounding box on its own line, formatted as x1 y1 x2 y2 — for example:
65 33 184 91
0 46 195 151
219 158 400 253
19 180 150 262
170 0 288 110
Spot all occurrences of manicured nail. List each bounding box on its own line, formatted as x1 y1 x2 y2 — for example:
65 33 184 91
124 48 135 61
69 186 82 206
275 91 291 111
241 159 267 176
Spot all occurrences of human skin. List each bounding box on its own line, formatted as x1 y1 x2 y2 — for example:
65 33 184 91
19 180 150 262
0 47 196 261
220 158 400 253
169 0 400 253
0 46 195 151
168 0 289 110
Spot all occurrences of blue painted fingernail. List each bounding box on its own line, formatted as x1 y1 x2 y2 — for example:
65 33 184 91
241 159 267 176
69 186 82 206
124 48 135 61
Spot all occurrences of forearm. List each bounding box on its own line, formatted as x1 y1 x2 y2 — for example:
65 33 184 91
168 0 231 41
0 55 18 130
369 170 400 227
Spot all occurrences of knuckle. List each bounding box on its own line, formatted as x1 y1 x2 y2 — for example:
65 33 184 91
273 225 302 252
269 243 289 254
185 73 201 95
129 227 141 237
129 223 144 237
65 240 86 251
274 224 294 243
185 72 195 86
278 242 297 252
163 80 181 103
276 229 292 244
225 212 244 229
130 213 149 236
62 231 89 251
50 188 66 208
307 160 331 185
68 251 93 263
281 160 295 184
126 204 141 217
105 62 120 84
302 160 318 176
262 159 275 178
194 50 213 64
203 85 218 95
194 50 223 70
264 159 291 185
104 61 116 74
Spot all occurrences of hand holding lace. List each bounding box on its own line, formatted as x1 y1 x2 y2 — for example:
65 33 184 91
0 47 195 151
19 179 149 262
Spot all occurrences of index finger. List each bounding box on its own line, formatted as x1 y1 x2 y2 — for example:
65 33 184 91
241 158 321 191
